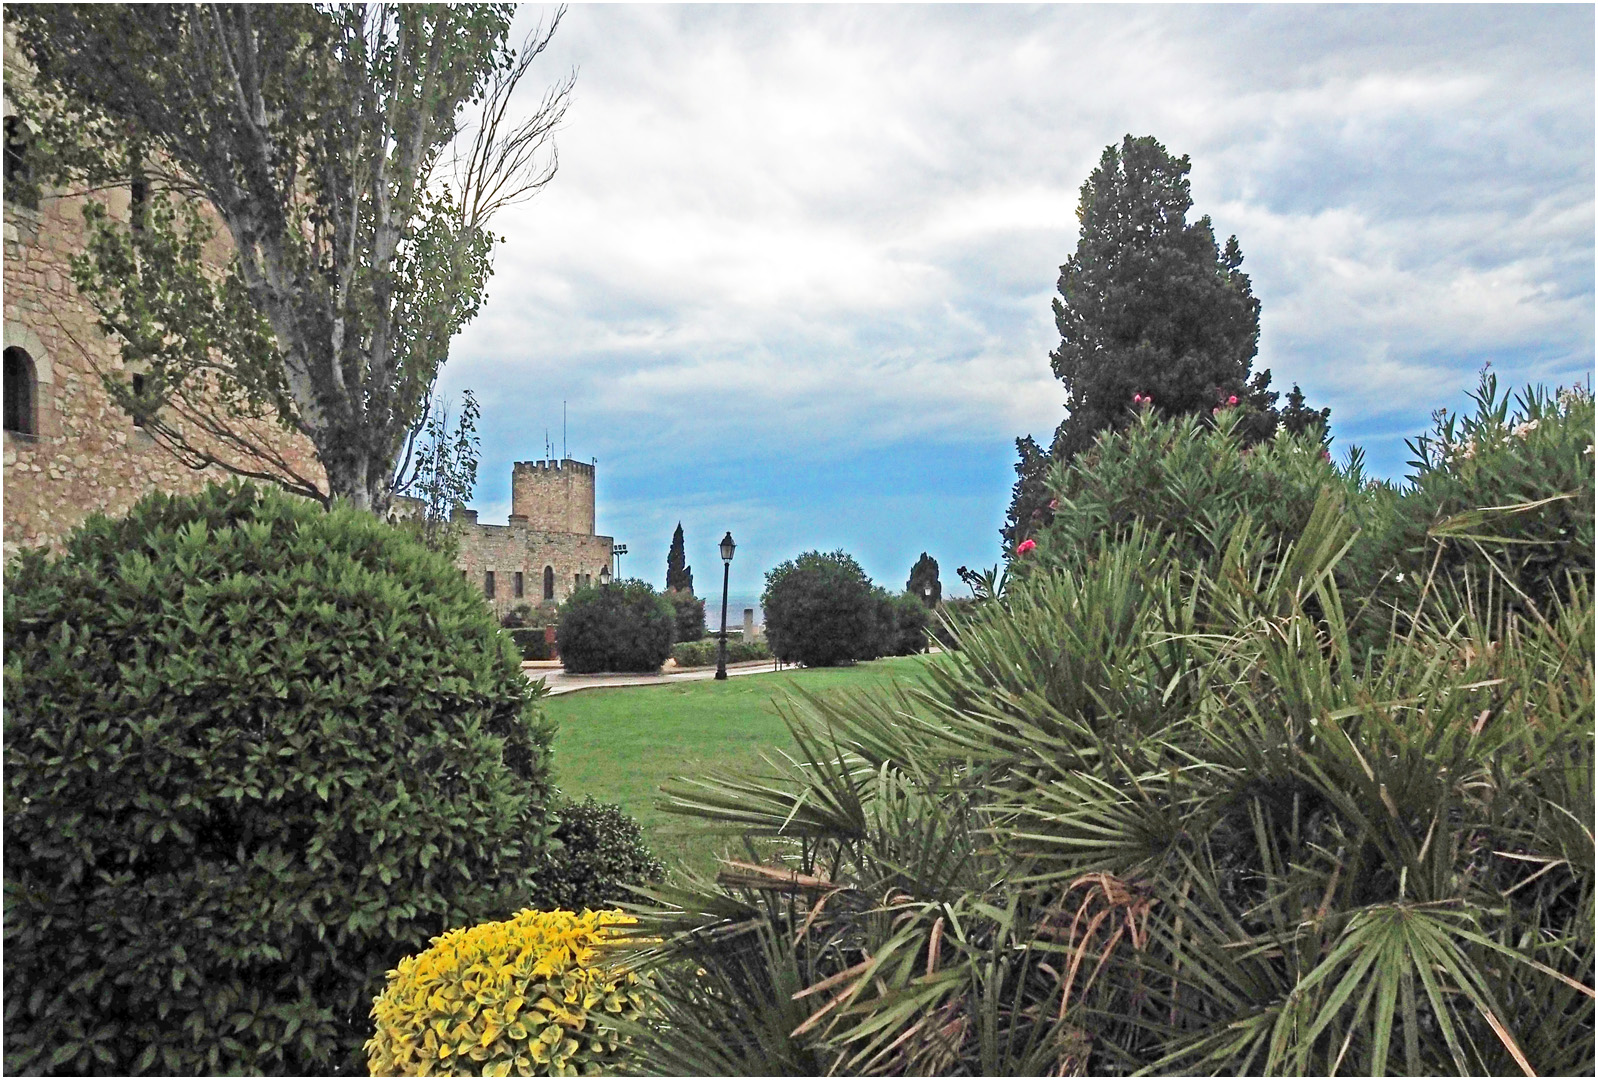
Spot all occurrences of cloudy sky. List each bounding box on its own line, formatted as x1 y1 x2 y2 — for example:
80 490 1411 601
438 3 1594 603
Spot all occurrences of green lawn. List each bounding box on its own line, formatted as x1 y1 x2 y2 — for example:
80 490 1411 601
542 654 935 878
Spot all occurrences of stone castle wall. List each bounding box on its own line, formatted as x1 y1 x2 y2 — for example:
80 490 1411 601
510 458 595 535
2 161 323 563
451 507 613 620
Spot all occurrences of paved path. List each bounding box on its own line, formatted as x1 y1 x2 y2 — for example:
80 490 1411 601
526 658 794 696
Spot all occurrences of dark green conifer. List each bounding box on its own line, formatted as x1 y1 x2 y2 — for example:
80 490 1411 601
665 522 693 594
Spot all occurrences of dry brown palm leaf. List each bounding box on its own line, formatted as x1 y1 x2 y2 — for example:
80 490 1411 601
1035 872 1154 1020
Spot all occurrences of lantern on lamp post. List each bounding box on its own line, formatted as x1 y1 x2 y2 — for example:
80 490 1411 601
715 531 735 680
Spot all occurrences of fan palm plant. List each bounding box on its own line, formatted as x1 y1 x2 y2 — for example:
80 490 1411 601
619 478 1593 1074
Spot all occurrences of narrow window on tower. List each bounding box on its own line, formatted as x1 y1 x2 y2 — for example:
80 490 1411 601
484 571 496 599
131 373 147 427
514 571 524 598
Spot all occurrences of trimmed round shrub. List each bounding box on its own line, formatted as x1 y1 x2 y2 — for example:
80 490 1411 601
2 482 558 1076
365 908 649 1076
556 580 675 674
531 797 665 912
762 550 879 667
664 589 705 643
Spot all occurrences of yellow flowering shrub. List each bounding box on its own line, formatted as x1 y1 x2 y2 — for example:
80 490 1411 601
366 909 648 1077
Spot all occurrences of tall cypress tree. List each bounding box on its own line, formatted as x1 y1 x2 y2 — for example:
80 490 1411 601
906 552 941 608
665 522 693 594
1003 134 1327 547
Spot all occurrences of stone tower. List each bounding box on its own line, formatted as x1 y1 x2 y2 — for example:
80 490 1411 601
510 458 595 535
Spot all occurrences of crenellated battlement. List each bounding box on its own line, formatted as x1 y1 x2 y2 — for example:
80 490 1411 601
512 458 595 476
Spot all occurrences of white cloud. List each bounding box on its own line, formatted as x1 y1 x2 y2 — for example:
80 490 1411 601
440 4 1592 579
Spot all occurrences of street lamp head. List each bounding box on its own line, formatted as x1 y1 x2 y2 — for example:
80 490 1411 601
719 531 736 563
599 566 611 585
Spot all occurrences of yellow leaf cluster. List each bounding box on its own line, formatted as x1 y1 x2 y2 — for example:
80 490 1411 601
365 908 649 1077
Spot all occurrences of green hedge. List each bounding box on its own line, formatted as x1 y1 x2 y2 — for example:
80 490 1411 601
2 482 557 1076
507 626 555 661
672 637 773 667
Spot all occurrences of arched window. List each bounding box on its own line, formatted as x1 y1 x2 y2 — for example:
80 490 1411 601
4 346 36 436
542 565 555 601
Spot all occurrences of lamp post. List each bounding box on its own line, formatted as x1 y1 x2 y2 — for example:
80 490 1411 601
715 530 735 680
611 543 627 581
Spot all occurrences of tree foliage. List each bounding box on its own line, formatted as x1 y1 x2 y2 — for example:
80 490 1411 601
761 550 881 668
666 522 695 594
11 4 573 512
557 580 676 675
906 551 941 608
664 588 706 644
3 482 557 1076
1004 134 1328 547
392 388 480 553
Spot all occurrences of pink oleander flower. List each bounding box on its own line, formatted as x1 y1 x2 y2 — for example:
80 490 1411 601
1048 499 1058 511
1322 449 1332 461
1212 407 1221 415
1016 539 1037 555
1227 395 1238 406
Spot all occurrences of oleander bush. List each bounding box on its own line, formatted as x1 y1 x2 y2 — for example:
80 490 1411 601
532 797 665 912
625 391 1595 1076
365 908 650 1077
557 580 676 674
670 637 772 668
1351 373 1595 648
1029 402 1360 574
2 482 558 1076
761 550 880 667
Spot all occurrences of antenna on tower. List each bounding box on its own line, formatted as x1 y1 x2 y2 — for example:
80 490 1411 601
563 401 568 461
544 429 551 460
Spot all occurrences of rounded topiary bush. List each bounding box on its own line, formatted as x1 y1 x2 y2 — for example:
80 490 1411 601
2 482 558 1076
761 550 879 667
556 580 675 674
365 908 649 1077
532 796 665 912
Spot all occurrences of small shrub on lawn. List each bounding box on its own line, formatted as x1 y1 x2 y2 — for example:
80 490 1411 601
2 482 557 1076
531 796 666 911
762 550 880 667
557 580 676 674
365 909 649 1076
